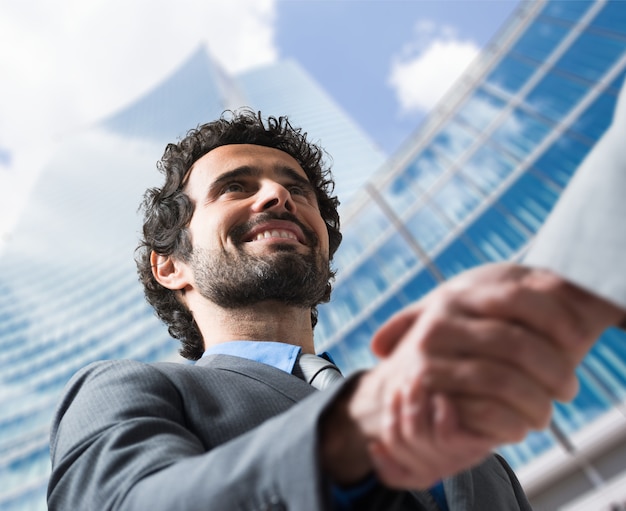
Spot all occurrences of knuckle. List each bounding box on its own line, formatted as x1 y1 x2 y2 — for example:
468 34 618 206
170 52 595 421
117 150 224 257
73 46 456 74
418 315 451 352
500 282 526 305
471 363 511 396
506 327 530 360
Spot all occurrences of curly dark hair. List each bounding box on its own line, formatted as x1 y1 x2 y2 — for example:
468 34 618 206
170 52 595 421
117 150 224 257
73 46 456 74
136 109 342 360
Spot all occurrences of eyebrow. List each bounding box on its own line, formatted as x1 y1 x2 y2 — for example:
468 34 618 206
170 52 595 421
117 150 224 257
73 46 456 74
208 164 314 194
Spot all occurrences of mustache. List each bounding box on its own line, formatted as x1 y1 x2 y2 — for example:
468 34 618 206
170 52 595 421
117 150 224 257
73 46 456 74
229 212 319 247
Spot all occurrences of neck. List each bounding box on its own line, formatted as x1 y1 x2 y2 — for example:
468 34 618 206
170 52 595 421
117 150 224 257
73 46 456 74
189 296 317 354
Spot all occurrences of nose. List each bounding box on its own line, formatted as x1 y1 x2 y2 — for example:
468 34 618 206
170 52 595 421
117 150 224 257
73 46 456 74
251 181 296 213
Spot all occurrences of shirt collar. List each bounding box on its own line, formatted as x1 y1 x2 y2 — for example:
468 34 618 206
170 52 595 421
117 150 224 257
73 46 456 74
201 340 302 374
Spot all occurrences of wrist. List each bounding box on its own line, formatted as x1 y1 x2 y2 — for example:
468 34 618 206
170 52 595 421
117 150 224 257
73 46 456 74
319 373 377 485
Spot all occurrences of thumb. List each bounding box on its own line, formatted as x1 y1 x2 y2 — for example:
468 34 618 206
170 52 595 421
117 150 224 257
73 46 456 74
371 306 422 357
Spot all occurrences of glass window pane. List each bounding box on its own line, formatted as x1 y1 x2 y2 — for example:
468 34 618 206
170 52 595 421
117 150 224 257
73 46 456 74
333 232 362 274
540 0 594 22
525 71 590 123
404 148 449 191
374 232 419 282
327 279 361 327
582 355 626 403
457 89 506 132
400 269 438 302
511 20 570 63
532 133 591 188
334 203 391 271
341 322 377 373
371 294 407 329
328 321 377 374
571 89 619 141
406 204 451 253
380 173 420 217
585 327 626 399
609 68 626 94
490 107 553 161
485 55 538 96
553 367 612 434
353 203 391 246
350 259 389 309
315 306 333 344
431 121 475 163
497 172 560 233
465 208 529 261
590 0 626 35
431 174 482 224
555 31 626 83
460 144 517 194
433 237 485 279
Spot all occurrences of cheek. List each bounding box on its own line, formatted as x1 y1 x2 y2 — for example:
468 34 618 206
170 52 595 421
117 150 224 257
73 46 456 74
188 214 223 249
314 218 330 256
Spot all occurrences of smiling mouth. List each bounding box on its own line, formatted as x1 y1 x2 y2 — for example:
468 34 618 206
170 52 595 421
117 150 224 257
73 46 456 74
233 213 313 247
249 229 299 242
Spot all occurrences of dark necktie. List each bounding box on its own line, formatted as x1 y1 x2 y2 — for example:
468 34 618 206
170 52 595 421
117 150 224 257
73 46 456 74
294 353 343 390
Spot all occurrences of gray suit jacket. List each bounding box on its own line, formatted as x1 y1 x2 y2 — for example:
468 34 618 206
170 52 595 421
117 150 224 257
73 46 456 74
48 355 532 510
525 80 626 311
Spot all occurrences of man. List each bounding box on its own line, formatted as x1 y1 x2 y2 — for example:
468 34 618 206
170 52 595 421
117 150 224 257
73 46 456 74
48 99 624 510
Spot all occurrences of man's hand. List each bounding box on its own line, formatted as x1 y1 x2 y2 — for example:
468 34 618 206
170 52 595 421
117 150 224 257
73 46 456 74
320 263 625 490
373 263 624 366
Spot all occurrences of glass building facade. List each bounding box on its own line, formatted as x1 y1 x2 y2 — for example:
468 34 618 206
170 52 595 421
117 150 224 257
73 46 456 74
316 1 626 509
0 49 384 510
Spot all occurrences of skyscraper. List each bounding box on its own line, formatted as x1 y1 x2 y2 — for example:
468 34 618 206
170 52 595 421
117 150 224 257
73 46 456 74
0 47 384 511
317 1 626 509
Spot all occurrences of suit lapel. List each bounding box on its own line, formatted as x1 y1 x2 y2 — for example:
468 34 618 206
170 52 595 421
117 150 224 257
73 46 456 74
196 353 317 403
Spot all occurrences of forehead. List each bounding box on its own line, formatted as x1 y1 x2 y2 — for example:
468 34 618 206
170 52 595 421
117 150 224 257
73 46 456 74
184 144 308 191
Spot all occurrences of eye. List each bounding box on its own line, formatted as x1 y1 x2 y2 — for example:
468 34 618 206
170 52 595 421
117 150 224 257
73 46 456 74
288 184 307 196
221 182 245 194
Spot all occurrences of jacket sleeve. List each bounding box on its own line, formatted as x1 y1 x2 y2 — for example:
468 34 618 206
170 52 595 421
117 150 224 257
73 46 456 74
524 81 626 312
47 359 337 511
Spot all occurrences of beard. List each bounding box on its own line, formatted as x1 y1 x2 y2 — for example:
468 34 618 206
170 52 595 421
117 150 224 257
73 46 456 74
188 214 332 310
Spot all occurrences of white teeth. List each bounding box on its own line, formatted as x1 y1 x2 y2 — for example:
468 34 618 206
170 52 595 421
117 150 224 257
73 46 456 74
253 230 297 241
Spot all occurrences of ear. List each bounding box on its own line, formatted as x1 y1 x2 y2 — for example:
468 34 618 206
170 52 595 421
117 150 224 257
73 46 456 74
151 251 191 290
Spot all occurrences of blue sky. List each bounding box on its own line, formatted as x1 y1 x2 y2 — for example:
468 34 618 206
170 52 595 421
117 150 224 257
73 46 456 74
0 0 519 243
276 1 518 153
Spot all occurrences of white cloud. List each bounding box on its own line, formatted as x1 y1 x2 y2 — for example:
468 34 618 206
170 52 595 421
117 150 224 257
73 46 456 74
388 21 479 115
0 0 278 246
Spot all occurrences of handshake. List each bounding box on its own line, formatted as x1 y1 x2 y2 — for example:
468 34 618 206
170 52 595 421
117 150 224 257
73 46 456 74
321 262 625 490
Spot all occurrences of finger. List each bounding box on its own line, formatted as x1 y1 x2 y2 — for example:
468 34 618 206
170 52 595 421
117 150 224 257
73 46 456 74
400 381 432 449
380 385 443 475
377 390 436 485
380 388 402 451
419 358 555 430
431 392 457 440
394 387 494 476
371 304 423 358
452 396 537 444
416 315 579 401
453 273 587 357
430 393 496 464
